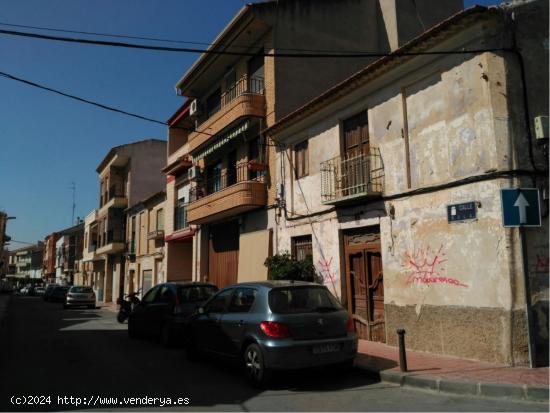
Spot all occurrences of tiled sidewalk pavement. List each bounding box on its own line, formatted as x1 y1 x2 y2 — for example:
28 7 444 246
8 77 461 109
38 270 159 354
355 339 549 403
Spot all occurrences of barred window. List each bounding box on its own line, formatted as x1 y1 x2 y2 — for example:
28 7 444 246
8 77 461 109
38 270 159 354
291 235 312 261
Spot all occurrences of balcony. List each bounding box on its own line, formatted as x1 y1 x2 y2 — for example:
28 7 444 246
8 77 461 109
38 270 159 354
98 190 127 216
147 230 165 240
95 229 125 255
320 149 384 205
188 77 266 153
187 163 267 224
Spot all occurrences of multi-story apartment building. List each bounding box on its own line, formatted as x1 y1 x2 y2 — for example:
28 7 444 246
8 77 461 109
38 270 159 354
267 1 549 367
8 242 44 280
53 223 84 285
125 191 166 295
83 139 166 303
165 0 462 288
42 232 59 282
43 222 84 284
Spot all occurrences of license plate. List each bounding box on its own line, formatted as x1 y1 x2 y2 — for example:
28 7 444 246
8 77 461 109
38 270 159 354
312 344 340 354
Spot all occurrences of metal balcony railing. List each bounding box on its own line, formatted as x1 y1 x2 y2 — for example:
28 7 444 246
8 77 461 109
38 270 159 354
221 76 265 108
190 162 266 202
320 149 384 204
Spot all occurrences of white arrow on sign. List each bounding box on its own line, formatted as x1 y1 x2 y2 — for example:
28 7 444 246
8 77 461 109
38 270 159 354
513 192 530 224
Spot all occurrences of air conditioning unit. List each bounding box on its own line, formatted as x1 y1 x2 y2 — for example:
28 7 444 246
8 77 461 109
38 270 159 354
188 166 202 181
189 99 202 117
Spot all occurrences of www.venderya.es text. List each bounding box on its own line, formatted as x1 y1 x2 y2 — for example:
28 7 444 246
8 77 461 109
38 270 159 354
10 395 190 407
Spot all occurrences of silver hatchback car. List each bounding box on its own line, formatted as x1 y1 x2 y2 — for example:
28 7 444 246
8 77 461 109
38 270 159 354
186 281 357 387
63 286 96 309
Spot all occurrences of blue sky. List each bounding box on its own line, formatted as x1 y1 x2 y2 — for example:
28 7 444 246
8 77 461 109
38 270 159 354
0 0 502 248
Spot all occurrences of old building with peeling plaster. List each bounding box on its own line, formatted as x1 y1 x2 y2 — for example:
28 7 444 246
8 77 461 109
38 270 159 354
267 0 549 367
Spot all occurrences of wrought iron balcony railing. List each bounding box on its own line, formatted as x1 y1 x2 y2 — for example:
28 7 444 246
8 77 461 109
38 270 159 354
320 149 384 204
189 162 266 202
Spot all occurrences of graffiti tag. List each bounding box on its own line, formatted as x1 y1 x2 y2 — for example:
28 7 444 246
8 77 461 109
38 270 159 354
318 257 339 297
535 254 549 273
402 244 468 288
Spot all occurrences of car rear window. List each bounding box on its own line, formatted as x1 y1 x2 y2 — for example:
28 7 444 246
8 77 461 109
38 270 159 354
178 285 218 303
70 287 93 293
269 286 343 314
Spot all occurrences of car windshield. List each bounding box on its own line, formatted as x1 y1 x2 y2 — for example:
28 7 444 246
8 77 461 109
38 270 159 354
269 286 343 314
70 287 93 293
178 285 218 303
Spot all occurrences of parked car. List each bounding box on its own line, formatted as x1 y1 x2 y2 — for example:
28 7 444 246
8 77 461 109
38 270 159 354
63 286 96 309
185 281 358 387
128 282 218 347
48 285 69 303
43 284 59 301
33 286 46 296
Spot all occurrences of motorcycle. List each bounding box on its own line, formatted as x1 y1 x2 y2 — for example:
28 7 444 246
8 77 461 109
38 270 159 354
116 290 141 323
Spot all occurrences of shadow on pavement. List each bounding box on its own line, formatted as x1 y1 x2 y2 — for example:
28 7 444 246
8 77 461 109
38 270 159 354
0 295 381 411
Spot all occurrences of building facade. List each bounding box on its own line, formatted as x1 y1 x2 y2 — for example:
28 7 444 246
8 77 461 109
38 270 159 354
267 1 549 367
165 0 462 288
8 243 44 280
125 191 166 295
83 139 166 304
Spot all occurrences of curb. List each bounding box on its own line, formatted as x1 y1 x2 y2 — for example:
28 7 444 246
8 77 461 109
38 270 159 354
377 370 549 403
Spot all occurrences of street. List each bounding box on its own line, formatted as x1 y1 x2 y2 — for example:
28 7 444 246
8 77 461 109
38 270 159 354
0 294 546 412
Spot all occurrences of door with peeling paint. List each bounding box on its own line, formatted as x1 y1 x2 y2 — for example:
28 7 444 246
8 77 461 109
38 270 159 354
344 228 385 342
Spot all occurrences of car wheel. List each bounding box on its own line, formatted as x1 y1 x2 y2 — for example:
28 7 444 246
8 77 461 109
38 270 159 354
244 343 271 388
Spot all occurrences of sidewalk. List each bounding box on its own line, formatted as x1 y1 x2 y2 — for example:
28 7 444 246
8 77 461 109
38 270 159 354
355 340 549 403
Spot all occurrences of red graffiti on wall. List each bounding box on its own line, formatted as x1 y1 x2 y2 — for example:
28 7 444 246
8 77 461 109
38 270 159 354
535 254 549 273
318 257 339 297
402 244 468 288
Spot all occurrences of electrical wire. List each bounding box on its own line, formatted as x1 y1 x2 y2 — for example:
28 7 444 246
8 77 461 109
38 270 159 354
0 28 510 58
0 20 388 54
0 69 214 136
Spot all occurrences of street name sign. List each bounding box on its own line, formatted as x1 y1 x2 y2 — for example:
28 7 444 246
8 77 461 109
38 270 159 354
500 188 541 227
447 201 477 223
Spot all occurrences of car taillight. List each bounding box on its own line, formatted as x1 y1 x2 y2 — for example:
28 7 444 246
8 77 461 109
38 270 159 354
346 315 354 332
260 321 290 338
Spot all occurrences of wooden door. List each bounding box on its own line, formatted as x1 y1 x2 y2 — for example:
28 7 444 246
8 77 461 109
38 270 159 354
342 112 370 197
345 229 385 342
208 221 239 288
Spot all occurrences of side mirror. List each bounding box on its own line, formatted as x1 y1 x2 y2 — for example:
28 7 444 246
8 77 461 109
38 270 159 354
198 307 205 315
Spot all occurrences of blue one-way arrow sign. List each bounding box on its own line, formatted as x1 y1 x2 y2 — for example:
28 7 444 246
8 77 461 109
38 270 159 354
501 188 541 227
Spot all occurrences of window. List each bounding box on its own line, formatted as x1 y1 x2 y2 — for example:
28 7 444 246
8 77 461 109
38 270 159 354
228 288 257 313
294 140 309 179
157 285 176 304
130 216 136 253
205 289 233 313
175 186 188 230
142 284 159 303
178 285 218 303
142 269 153 294
291 235 312 261
156 209 164 231
269 286 342 314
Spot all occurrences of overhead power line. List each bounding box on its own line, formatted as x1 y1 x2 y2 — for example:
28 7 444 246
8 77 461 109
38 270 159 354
0 70 214 136
0 70 168 126
0 28 509 58
0 21 348 53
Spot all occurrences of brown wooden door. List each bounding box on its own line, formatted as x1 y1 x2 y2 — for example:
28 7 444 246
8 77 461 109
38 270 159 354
342 112 370 197
208 221 239 288
345 229 385 342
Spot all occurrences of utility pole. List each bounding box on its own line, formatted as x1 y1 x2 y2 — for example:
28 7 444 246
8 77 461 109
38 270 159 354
70 182 76 226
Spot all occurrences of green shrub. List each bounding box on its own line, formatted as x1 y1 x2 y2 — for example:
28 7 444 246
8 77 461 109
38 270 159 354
264 252 322 283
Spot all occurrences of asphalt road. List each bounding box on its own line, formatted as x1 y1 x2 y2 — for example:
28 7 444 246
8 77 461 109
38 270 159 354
0 294 546 412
